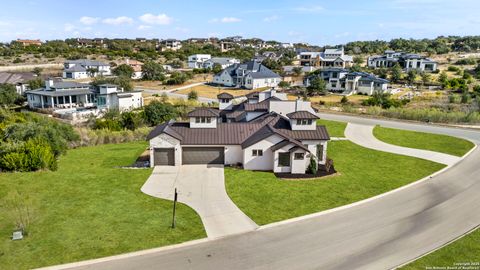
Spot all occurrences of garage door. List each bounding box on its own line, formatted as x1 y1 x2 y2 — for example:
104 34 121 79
182 147 224 164
153 148 175 166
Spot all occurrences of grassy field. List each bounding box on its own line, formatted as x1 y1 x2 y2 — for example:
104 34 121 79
373 126 475 157
225 140 445 225
317 119 347 137
402 227 480 269
0 142 205 269
133 74 212 90
175 84 255 98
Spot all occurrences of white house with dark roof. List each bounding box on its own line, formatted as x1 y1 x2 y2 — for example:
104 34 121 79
63 59 111 79
213 61 282 89
367 50 438 72
305 68 389 95
187 54 240 69
148 88 328 174
26 79 142 112
298 47 353 68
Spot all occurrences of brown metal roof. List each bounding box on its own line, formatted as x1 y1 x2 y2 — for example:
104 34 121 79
217 92 234 99
286 111 319 119
244 96 281 112
187 107 220 117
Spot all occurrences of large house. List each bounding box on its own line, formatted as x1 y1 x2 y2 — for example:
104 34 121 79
213 61 282 89
63 59 111 79
159 39 182 51
187 54 240 69
305 68 389 95
299 47 353 68
14 39 42 46
147 88 329 175
26 79 142 111
367 50 438 72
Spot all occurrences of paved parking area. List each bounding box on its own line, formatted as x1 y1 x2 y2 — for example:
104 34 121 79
141 165 258 239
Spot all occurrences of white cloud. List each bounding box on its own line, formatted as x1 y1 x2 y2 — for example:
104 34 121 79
79 16 99 25
294 5 324 13
137 25 152 30
139 13 173 25
263 15 279 22
210 17 242 23
102 16 133 25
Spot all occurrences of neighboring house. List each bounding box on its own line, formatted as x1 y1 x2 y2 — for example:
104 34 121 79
305 68 389 95
14 39 42 46
203 57 240 69
367 50 438 72
213 61 282 89
159 39 182 51
26 79 142 111
299 47 353 68
123 59 144 79
0 72 36 94
187 54 212 69
147 88 329 175
63 59 111 79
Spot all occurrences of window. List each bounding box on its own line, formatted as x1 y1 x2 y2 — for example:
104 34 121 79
294 153 304 160
297 119 313 125
195 117 211 123
252 149 263 156
317 144 324 162
278 152 290 167
97 96 106 106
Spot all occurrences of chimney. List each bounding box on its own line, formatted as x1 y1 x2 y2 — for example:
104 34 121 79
295 97 302 112
45 78 54 90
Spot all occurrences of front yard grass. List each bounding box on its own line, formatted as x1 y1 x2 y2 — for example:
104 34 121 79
317 119 347 137
225 140 445 225
0 142 205 270
373 126 475 157
402 227 480 269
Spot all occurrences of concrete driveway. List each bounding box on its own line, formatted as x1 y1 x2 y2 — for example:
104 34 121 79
141 165 258 239
345 123 461 165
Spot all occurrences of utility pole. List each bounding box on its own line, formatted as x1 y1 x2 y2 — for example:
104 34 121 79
172 188 178 229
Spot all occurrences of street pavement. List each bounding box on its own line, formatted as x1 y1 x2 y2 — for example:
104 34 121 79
41 113 480 270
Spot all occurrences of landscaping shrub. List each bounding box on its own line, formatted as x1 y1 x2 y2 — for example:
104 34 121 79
143 100 179 125
188 90 198 101
75 127 152 147
307 157 318 174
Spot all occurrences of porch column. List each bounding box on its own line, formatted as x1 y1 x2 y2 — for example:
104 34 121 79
40 96 44 109
69 95 72 107
51 97 55 108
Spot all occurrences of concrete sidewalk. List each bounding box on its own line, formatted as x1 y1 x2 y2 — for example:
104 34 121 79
345 123 461 165
141 165 258 239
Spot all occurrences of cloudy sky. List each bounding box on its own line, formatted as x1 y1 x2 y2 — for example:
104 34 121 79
1 0 479 45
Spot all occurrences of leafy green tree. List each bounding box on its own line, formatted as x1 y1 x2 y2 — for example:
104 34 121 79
32 67 43 77
307 77 327 96
340 96 349 104
292 67 303 76
278 81 291 88
187 90 198 101
439 71 448 85
421 72 431 86
0 84 23 107
113 64 134 78
407 70 417 85
142 61 165 81
391 64 402 83
26 78 43 90
212 63 223 74
143 100 178 126
353 56 364 65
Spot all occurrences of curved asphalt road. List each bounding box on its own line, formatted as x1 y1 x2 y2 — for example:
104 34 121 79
44 113 480 270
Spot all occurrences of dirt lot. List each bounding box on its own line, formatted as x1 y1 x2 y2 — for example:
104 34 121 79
175 84 266 99
134 74 213 90
287 94 369 105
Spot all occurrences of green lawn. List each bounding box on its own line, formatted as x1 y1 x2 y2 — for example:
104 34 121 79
225 140 445 225
0 142 205 270
402 227 480 269
317 119 347 137
373 126 475 157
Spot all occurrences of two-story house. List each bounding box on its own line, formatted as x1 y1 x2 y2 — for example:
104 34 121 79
299 47 354 68
148 88 329 175
213 61 282 89
63 59 111 79
367 50 438 72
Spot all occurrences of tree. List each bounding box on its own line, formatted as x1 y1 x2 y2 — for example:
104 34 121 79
0 84 23 107
113 64 134 78
421 72 431 87
439 71 448 85
278 81 291 89
32 67 43 77
26 78 43 90
307 77 327 96
353 56 364 65
212 63 222 74
407 70 417 85
391 64 402 83
292 67 303 76
187 90 198 101
86 67 98 78
142 61 165 81
143 100 178 126
340 96 349 104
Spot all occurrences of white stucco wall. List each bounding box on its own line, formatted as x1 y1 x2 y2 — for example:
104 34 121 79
219 100 233 110
247 77 280 90
117 92 143 111
290 119 317 131
189 117 217 128
243 134 284 171
291 148 308 174
225 145 243 165
269 100 316 117
149 134 182 167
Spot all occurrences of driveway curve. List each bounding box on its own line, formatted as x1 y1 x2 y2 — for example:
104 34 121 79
141 165 258 239
345 123 461 165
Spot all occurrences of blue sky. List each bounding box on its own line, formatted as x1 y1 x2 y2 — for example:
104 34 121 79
1 0 479 45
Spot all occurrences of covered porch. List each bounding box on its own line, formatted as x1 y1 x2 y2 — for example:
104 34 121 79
27 90 96 109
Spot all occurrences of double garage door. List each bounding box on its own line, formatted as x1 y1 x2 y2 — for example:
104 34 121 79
153 147 224 166
182 147 224 165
